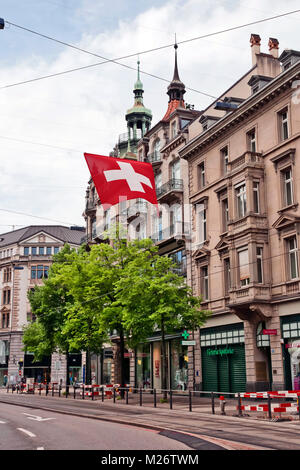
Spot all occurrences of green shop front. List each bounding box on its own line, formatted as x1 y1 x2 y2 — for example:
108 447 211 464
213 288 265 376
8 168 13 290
200 323 246 393
281 314 300 390
135 335 189 390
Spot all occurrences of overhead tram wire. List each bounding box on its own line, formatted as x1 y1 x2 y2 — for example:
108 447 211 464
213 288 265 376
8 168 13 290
2 8 300 95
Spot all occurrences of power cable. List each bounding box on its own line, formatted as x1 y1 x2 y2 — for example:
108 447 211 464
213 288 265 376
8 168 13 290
3 8 300 94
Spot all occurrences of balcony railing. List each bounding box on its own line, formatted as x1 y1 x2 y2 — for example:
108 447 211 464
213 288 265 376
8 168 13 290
148 151 162 164
228 151 263 172
127 201 148 219
156 179 183 199
118 129 142 144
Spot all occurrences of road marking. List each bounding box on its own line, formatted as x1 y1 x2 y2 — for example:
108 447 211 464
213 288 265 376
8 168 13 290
0 420 6 424
23 413 55 422
37 447 44 450
17 428 36 438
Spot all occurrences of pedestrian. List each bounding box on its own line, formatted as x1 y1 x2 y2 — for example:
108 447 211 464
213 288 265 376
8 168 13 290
3 375 7 387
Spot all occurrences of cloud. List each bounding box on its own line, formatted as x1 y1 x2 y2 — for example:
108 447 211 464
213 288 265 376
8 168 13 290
0 0 299 232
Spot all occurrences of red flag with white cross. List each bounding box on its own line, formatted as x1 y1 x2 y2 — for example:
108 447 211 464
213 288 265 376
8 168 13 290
84 153 158 209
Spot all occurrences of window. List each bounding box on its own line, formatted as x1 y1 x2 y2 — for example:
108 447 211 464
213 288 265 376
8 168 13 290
200 266 209 300
169 250 187 276
221 146 229 174
253 181 260 213
3 289 11 305
46 247 52 255
39 247 44 255
287 236 299 280
24 247 29 256
278 109 289 141
155 172 162 189
54 247 59 254
153 139 160 159
238 249 250 286
247 129 256 152
3 267 12 283
198 162 205 189
224 258 231 295
235 183 247 218
171 121 177 138
171 160 181 180
31 265 49 280
282 167 294 206
31 247 37 255
222 198 229 232
1 312 9 329
256 247 263 283
198 204 207 243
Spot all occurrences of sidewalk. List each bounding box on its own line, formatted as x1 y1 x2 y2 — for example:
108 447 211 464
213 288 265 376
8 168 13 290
1 387 300 450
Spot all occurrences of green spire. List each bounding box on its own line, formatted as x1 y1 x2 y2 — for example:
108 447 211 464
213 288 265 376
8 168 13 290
134 59 143 91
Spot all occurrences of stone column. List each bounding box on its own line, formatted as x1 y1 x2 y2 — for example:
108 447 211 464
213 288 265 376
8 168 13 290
267 312 285 390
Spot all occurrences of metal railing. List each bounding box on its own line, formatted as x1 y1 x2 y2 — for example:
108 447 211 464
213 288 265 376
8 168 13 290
5 384 300 421
156 179 183 199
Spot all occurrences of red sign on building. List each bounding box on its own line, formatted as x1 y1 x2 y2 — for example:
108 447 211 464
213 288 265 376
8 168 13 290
262 329 277 335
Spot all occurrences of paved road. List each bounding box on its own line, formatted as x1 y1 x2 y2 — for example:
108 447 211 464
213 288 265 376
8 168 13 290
1 392 300 450
0 402 196 451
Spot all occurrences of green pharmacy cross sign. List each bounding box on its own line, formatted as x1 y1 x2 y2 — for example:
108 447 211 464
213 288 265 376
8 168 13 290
182 330 190 340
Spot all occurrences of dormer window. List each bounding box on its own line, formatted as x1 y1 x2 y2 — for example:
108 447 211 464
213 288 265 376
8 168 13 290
247 75 272 95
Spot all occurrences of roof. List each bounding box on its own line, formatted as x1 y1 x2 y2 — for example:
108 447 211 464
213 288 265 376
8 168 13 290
0 225 85 248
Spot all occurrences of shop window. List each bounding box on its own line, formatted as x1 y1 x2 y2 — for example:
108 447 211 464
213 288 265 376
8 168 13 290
170 339 188 390
136 343 151 389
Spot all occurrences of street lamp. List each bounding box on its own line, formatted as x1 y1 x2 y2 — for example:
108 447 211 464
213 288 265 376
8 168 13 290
0 18 4 29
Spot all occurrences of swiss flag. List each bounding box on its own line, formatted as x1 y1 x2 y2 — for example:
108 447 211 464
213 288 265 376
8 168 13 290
84 153 158 209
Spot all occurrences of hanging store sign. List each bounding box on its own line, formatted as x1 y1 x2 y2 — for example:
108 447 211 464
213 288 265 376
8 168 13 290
262 329 277 335
181 340 196 346
207 348 234 357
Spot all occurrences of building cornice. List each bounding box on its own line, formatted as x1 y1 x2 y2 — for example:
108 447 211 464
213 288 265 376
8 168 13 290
180 62 300 161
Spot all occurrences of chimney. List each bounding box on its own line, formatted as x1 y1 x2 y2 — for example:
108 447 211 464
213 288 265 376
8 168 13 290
268 37 279 59
250 33 261 65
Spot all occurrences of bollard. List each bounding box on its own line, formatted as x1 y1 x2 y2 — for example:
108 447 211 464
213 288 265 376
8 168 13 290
33 383 35 395
73 386 76 399
189 390 192 412
82 385 85 399
219 395 226 415
92 386 94 401
237 393 242 417
102 386 104 402
113 387 116 403
140 387 142 407
39 384 42 396
298 397 300 421
46 384 49 396
169 390 173 410
52 384 54 397
154 388 157 408
211 392 215 414
59 384 61 398
267 394 272 420
126 388 129 405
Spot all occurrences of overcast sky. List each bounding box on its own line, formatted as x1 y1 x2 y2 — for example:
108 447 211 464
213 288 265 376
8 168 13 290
0 0 299 234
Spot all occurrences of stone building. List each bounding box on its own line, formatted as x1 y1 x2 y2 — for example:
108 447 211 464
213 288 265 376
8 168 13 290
0 225 84 386
179 35 300 392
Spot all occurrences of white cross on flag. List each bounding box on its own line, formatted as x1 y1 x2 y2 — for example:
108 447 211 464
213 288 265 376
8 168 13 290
84 153 158 208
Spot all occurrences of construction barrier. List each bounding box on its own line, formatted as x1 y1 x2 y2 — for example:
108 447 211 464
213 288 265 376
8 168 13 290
235 390 300 399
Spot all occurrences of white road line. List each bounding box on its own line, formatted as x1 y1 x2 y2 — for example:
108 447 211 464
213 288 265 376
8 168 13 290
37 447 44 450
17 428 36 438
0 420 6 424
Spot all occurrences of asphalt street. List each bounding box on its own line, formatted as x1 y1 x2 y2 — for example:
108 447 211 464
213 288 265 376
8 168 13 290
0 402 195 451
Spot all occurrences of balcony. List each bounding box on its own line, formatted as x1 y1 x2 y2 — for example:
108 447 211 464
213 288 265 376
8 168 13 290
228 151 263 173
148 151 162 165
156 179 184 203
150 222 189 244
228 284 271 305
85 199 97 214
127 201 148 221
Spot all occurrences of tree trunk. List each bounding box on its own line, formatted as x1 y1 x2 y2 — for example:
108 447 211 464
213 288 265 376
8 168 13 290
85 348 91 385
119 327 125 399
161 316 168 400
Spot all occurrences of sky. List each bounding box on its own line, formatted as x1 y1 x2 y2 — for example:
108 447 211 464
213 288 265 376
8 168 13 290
0 0 299 233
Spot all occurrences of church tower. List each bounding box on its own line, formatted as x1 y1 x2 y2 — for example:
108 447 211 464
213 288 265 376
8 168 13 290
117 60 152 159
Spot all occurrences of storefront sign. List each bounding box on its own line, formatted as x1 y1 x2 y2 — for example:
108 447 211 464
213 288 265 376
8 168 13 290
181 340 196 346
182 330 190 340
207 348 234 357
262 329 277 335
285 342 300 349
